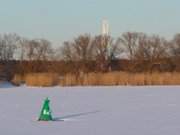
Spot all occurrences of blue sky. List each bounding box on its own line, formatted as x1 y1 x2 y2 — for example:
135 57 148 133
0 0 180 45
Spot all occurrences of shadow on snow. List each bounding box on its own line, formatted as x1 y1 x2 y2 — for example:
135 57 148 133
52 110 101 122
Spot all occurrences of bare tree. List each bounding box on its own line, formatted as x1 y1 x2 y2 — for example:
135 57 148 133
60 41 73 61
92 35 122 71
133 33 149 60
0 33 20 60
25 40 36 60
147 36 168 61
171 34 180 58
135 35 168 61
92 35 111 60
14 37 29 61
61 34 93 61
73 34 93 61
36 39 54 60
25 39 53 61
119 32 140 60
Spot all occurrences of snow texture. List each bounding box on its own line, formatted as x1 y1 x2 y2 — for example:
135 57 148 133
0 84 180 135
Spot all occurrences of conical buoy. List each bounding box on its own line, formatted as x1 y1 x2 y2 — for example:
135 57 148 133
38 98 53 121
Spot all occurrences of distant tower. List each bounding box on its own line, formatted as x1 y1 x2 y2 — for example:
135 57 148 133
101 19 112 60
102 19 109 36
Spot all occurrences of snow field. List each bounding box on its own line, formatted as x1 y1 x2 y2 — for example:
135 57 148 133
0 85 180 135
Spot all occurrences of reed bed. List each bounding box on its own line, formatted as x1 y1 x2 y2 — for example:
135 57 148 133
12 72 180 86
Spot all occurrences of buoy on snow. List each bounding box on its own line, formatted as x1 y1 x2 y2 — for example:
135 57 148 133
38 98 53 121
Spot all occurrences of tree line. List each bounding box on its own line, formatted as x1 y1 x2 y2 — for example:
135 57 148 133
0 32 180 79
1 32 180 60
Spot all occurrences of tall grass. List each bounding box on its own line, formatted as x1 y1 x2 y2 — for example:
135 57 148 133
12 73 59 87
60 72 180 86
12 72 180 86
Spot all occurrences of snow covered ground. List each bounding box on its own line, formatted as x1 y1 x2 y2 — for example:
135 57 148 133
0 84 180 135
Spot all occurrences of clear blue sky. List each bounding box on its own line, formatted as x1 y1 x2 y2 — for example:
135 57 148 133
0 0 180 45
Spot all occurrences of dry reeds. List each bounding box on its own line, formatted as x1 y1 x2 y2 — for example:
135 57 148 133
12 73 59 87
60 72 180 86
12 72 180 86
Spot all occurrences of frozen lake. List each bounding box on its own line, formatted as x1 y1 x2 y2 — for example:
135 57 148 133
0 84 180 135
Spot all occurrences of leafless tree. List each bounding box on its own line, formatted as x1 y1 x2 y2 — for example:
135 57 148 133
25 39 53 61
92 35 111 60
24 40 36 60
15 38 29 61
0 33 20 60
135 35 168 61
171 34 180 58
73 34 94 61
36 39 54 60
60 41 75 61
92 35 110 71
61 34 93 61
119 32 141 60
92 35 122 71
147 36 168 60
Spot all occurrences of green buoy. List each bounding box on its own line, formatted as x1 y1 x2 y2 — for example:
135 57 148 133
38 98 53 121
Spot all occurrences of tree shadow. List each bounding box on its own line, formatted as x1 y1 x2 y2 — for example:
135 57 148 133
52 110 101 122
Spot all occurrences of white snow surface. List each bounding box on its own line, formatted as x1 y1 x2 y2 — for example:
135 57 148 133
0 85 180 135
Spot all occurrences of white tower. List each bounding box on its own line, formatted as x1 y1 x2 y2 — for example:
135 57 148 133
102 19 109 36
101 19 111 60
